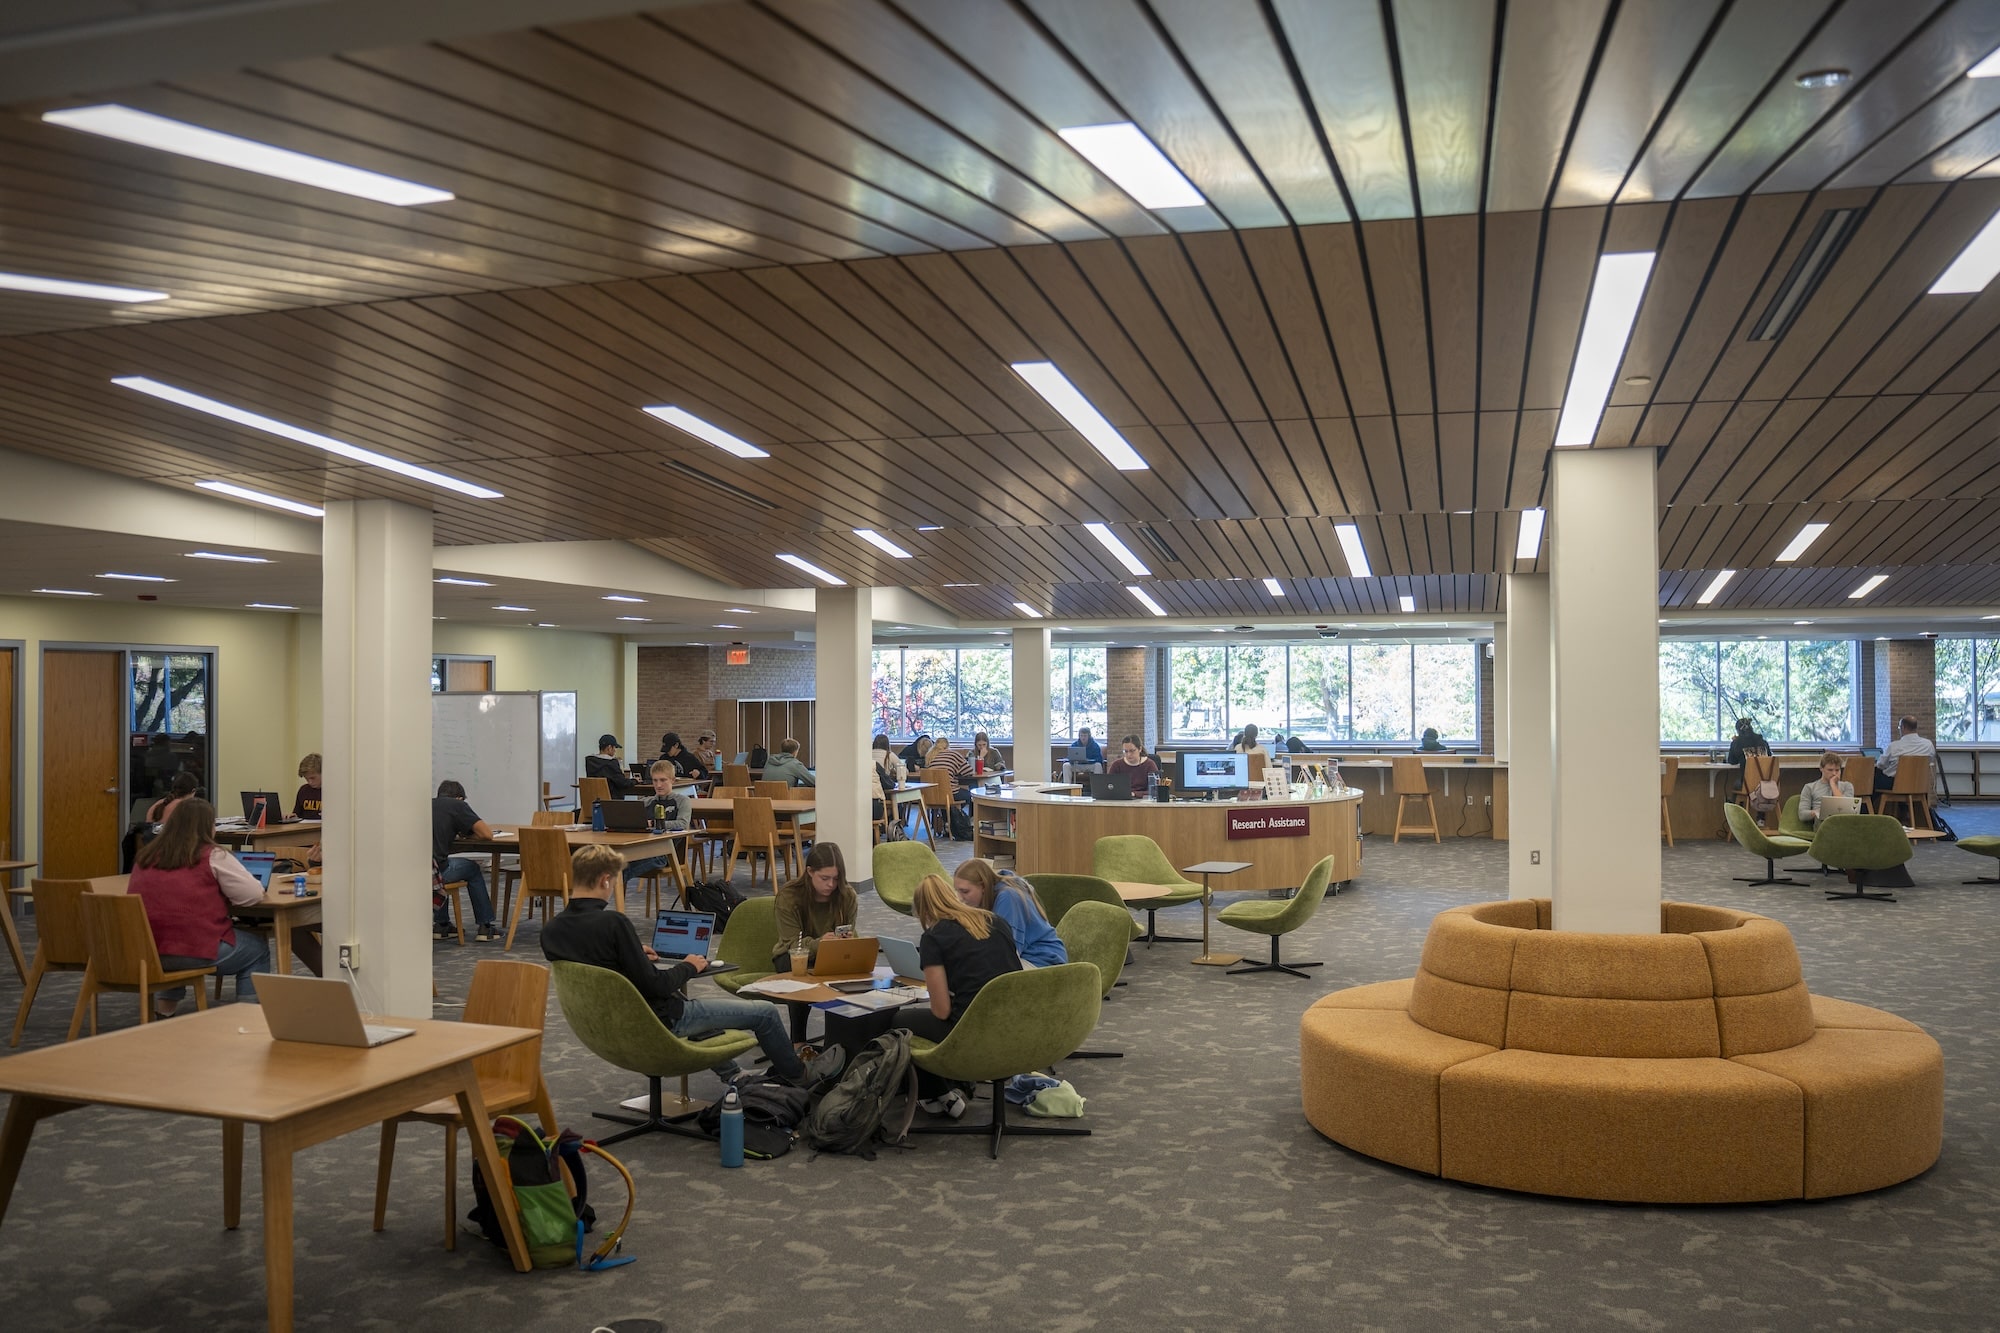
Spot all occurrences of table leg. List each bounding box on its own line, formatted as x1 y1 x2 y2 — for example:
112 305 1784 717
1190 873 1241 967
0 901 24 984
454 1063 532 1273
1 1094 77 1220
223 1119 243 1229
271 916 293 977
260 1125 296 1333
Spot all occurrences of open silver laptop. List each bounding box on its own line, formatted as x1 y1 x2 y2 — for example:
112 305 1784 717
879 935 922 979
258 973 414 1048
1818 794 1861 818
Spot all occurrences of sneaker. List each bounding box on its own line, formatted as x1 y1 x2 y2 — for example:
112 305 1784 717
919 1089 967 1119
476 922 501 942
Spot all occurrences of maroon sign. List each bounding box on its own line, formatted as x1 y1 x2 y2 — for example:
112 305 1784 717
1225 805 1310 840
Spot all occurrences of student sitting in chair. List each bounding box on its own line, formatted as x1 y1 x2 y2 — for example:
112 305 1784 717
1799 751 1856 823
432 780 500 941
954 859 1065 969
585 734 645 797
899 873 1021 1118
618 761 690 890
131 798 270 1016
1106 735 1158 798
761 737 816 787
771 842 859 973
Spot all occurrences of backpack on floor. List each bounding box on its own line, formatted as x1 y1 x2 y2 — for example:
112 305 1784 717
686 881 745 927
948 804 975 841
695 1072 814 1158
467 1117 635 1271
748 745 769 770
797 1030 917 1159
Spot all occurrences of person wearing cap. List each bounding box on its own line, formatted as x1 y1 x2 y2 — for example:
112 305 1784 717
585 734 644 798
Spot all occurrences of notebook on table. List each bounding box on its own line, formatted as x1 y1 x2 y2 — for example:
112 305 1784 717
651 908 737 974
258 973 413 1048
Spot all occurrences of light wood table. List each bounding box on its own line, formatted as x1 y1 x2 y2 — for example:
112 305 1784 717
234 883 325 976
0 859 35 982
459 825 692 914
0 1006 539 1331
1183 860 1255 967
1107 880 1174 904
215 821 323 850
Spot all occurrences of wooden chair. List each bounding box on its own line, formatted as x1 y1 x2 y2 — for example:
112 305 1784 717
1248 752 1267 784
752 780 790 801
1877 755 1933 830
374 959 558 1251
920 765 954 841
729 797 789 888
1735 753 1780 826
437 876 469 945
10 879 94 1046
69 892 216 1040
722 763 752 790
637 840 694 916
502 827 572 951
530 809 569 827
1843 754 1878 814
540 781 562 811
1660 757 1680 846
1391 756 1440 843
577 776 612 823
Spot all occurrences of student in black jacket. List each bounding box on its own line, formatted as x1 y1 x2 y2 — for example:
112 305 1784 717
541 845 838 1087
584 734 644 797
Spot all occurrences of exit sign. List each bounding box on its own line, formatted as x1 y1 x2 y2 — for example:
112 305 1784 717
726 647 749 665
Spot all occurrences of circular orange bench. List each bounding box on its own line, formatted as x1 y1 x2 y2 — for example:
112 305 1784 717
1300 899 1943 1203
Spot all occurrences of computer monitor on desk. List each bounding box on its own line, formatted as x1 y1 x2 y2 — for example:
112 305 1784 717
1176 751 1249 797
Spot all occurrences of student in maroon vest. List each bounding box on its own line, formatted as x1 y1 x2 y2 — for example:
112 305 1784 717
130 798 270 1017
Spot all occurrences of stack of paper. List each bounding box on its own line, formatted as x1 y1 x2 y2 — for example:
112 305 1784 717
737 977 820 997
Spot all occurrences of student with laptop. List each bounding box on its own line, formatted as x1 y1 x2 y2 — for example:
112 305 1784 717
953 859 1065 968
130 798 270 1017
771 842 859 971
659 732 709 783
585 734 645 798
1799 751 1858 823
543 846 841 1088
1106 735 1159 798
432 780 500 941
901 874 1021 1118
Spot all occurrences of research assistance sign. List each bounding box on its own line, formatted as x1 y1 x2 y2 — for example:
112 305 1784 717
1226 806 1309 840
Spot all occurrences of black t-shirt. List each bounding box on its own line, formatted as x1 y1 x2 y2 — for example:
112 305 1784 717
918 916 1021 1020
292 782 323 820
431 797 481 871
542 898 695 1027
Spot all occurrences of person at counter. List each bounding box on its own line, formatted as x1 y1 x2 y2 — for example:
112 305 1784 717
1727 718 1771 768
1107 735 1158 797
1875 716 1938 795
1799 752 1856 823
968 731 999 777
1418 728 1446 752
1230 724 1269 762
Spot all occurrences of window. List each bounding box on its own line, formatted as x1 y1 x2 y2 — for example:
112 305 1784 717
431 655 494 692
872 645 1107 743
1054 645 1108 743
1163 643 1479 745
1936 638 2000 742
129 651 213 808
1657 640 1856 745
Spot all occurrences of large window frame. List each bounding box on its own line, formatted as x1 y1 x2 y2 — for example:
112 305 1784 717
1935 637 2000 743
1165 642 1481 746
870 644 1110 743
1657 638 1859 747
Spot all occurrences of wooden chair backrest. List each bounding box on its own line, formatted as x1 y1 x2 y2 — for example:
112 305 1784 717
1390 755 1429 795
709 787 750 800
1248 752 1267 781
1744 753 1780 786
263 845 314 870
1660 756 1680 796
1842 754 1875 796
919 767 952 809
733 797 777 844
1890 754 1932 795
577 776 611 817
517 827 572 896
27 878 94 967
87 874 131 895
464 959 550 1092
752 780 790 800
80 891 174 987
722 764 752 789
529 810 569 827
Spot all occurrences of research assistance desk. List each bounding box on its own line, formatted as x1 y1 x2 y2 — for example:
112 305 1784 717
970 787 1363 892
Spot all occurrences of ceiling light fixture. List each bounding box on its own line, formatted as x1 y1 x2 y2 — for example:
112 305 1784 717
536 623 557 628
1012 602 1045 619
1695 570 1736 605
118 377 501 498
642 405 769 458
1010 362 1149 471
1969 45 2000 78
713 624 740 629
1554 252 1657 446
1084 522 1151 576
1930 207 2000 293
1794 620 1813 626
1126 585 1168 617
1775 521 1830 562
1516 508 1546 561
32 588 97 596
615 616 651 622
917 524 943 532
1057 123 1205 209
1399 595 1417 613
0 271 167 303
97 572 173 582
724 608 756 615
943 583 980 588
776 553 845 586
1334 523 1372 578
196 480 324 517
1795 68 1850 88
492 605 533 612
184 551 270 563
42 104 453 204
435 577 491 587
853 528 913 558
245 603 296 610
1848 574 1888 599
1263 578 1284 596
601 594 645 603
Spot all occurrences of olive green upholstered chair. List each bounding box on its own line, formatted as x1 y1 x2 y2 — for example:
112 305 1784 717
872 840 945 917
1808 814 1912 903
1053 900 1132 1061
1778 797 1833 878
1726 802 1811 887
1026 872 1142 940
711 896 778 995
1090 835 1202 944
1217 855 1335 979
550 961 759 1146
907 963 1102 1158
1959 835 2000 885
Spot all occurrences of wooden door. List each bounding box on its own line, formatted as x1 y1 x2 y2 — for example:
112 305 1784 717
0 647 14 860
41 649 124 879
445 658 492 691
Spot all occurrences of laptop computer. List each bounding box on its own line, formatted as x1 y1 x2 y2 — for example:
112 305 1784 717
732 752 750 765
810 934 879 977
239 790 288 824
651 908 738 974
1087 772 1135 801
879 935 922 980
598 798 652 831
258 973 414 1048
1819 794 1862 818
232 850 277 888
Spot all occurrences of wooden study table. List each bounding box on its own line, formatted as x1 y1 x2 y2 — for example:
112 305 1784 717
0 858 35 982
215 821 323 850
234 883 325 976
0 1007 540 1331
459 825 692 917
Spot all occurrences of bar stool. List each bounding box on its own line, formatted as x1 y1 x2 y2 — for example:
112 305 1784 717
1391 756 1440 843
1659 756 1679 846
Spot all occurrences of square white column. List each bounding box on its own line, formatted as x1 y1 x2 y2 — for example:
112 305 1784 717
1011 628 1051 782
1549 448 1661 933
1504 575 1550 900
813 586 873 864
322 499 433 1015
1492 624 1510 762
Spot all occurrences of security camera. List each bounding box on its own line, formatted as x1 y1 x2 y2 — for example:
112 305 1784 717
1317 627 1341 639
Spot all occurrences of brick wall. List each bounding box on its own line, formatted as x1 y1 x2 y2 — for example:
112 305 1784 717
636 644 815 750
1857 640 1877 745
1874 638 1935 747
1478 643 1494 751
710 645 815 699
1107 646 1149 750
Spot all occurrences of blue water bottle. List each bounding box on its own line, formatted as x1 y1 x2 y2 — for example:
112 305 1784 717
719 1088 744 1168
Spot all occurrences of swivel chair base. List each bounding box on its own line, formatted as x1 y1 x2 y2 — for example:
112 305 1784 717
1135 906 1201 945
909 1079 1091 1158
1826 871 1896 904
591 1076 711 1147
1226 935 1325 980
1735 856 1799 887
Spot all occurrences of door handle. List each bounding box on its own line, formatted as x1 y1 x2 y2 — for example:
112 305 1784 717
103 786 120 794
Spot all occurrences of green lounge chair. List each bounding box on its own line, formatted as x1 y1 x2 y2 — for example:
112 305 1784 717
1053 900 1132 1060
1725 802 1810 886
1026 872 1142 940
1808 814 1912 903
872 840 945 917
711 896 778 995
1091 835 1202 944
1217 855 1335 978
1958 835 2000 885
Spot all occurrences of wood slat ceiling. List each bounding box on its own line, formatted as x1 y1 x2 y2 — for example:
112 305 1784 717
1 0 1998 621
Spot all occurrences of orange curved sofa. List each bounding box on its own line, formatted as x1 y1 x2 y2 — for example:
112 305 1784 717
1300 899 1943 1202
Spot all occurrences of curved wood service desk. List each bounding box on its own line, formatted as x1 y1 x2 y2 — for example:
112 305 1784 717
971 787 1363 891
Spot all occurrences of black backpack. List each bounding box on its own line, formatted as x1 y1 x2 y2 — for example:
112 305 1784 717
695 1073 814 1159
797 1031 917 1159
686 881 745 927
748 745 769 770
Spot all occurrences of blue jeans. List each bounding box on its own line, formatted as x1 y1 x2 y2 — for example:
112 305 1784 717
625 855 670 884
439 857 494 927
161 928 269 1003
676 992 803 1082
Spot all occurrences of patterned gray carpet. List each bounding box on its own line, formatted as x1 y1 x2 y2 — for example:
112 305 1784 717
2 824 1997 1332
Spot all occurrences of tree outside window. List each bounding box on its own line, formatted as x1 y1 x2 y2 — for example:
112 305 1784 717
1169 646 1228 739
1935 638 2000 743
1656 639 1858 744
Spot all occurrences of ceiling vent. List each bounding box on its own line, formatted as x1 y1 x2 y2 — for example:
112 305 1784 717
660 458 775 511
1135 522 1181 564
1749 207 1863 342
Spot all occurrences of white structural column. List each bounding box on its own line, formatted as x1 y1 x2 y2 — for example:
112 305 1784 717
1549 448 1662 932
322 500 433 1016
616 638 640 758
1504 576 1551 900
1492 626 1510 762
814 587 874 865
1011 628 1052 783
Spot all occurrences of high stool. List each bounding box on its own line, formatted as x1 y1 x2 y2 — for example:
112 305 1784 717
1659 756 1679 846
1391 756 1440 843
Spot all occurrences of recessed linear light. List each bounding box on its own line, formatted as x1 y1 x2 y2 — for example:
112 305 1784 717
1775 521 1830 562
1849 574 1889 599
1399 595 1417 613
1970 45 2000 78
642 406 769 459
42 105 453 206
492 605 533 612
723 608 756 614
97 572 173 583
0 271 168 303
1056 123 1205 209
435 577 492 587
185 550 270 563
1516 508 1546 561
601 594 645 603
1263 578 1284 597
1010 363 1149 471
713 624 740 629
1084 522 1151 577
1012 602 1045 619
1127 585 1167 617
1696 570 1736 605
943 583 980 588
1795 68 1850 88
616 616 651 622
245 603 296 610
536 623 557 628
1931 207 2000 294
118 377 501 499
31 588 97 596
196 480 324 517
1794 620 1813 626
1334 523 1372 578
917 525 943 532
853 529 913 558
1982 614 2000 620
777 553 845 586
1554 251 1656 446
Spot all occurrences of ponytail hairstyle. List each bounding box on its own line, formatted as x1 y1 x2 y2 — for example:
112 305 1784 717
913 872 993 940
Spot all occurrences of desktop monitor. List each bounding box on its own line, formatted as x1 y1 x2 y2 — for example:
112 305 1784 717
1176 751 1249 792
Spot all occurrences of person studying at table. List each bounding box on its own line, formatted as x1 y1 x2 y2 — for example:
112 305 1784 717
585 734 645 798
432 780 500 941
292 752 323 819
660 732 709 783
544 845 841 1088
771 842 859 971
954 859 1065 968
131 798 270 1016
1066 727 1105 775
1799 752 1856 823
1107 735 1158 797
968 731 998 777
762 737 816 787
901 873 1020 1119
617 761 688 890
1874 716 1938 795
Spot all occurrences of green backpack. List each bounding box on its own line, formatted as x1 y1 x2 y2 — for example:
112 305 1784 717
469 1117 635 1271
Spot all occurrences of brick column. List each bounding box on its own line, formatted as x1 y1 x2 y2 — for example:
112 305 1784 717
1477 643 1495 752
1107 647 1149 750
1875 639 1936 745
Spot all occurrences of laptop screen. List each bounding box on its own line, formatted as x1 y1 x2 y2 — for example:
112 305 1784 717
233 851 277 887
653 909 717 958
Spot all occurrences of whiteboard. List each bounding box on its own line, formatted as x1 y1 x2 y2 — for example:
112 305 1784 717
433 692 568 828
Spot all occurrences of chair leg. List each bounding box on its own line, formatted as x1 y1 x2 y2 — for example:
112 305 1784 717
1226 934 1325 979
503 878 527 951
66 965 97 1042
443 1126 458 1252
907 1078 1091 1159
590 1076 711 1147
9 953 46 1047
1826 868 1897 903
1735 857 1799 886
1964 869 2000 885
373 1121 397 1232
1427 795 1440 843
1662 796 1673 847
1135 906 1201 946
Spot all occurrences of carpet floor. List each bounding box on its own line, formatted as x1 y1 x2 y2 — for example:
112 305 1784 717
2 827 1996 1332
